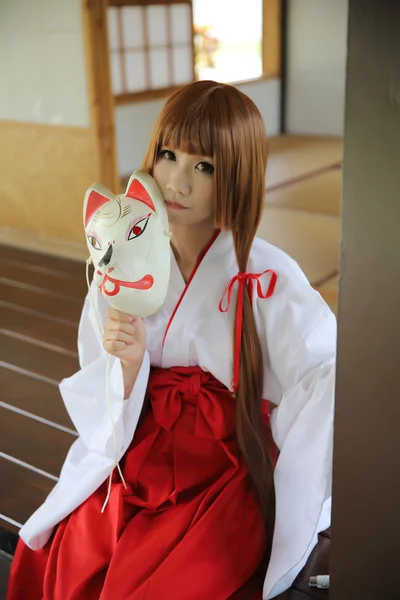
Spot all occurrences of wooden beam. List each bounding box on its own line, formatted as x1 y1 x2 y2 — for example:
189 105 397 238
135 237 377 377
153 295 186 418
114 84 180 105
82 0 119 191
262 0 282 78
109 0 190 6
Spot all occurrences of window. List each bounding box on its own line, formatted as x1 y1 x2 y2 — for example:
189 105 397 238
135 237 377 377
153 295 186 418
108 0 194 103
193 0 262 83
107 0 281 104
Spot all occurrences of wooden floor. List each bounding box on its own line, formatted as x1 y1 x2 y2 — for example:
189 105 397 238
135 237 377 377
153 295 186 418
0 246 83 529
0 134 340 597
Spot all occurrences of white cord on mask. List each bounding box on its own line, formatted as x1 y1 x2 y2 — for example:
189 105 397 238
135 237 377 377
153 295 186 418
85 258 127 513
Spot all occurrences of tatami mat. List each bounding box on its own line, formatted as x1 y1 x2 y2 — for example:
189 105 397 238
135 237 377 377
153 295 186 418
315 276 339 314
257 207 340 286
266 135 342 190
318 276 339 292
267 168 342 217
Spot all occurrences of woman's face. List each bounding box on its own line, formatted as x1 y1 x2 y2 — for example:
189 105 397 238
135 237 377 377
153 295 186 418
152 148 215 230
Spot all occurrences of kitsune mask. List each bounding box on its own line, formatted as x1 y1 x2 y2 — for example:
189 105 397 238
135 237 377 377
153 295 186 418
84 170 171 318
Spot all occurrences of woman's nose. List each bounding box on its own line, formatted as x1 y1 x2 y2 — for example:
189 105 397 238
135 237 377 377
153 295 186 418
166 167 191 196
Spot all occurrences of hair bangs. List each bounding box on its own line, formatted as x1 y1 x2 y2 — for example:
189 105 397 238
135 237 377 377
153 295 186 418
159 102 214 159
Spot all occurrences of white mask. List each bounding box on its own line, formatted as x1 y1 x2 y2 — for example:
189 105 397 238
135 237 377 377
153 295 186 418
83 170 171 318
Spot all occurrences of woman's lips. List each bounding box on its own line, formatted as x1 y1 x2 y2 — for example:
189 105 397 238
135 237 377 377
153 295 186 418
164 200 188 210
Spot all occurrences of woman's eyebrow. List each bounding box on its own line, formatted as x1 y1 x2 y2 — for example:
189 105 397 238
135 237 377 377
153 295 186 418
192 154 214 161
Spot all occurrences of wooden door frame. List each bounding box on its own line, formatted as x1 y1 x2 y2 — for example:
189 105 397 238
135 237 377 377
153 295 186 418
82 0 119 192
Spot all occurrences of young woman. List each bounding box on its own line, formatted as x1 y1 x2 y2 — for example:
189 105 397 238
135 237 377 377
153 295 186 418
7 81 336 599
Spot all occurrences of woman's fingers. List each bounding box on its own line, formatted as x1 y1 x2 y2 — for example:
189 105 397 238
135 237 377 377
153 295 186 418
107 307 133 323
131 318 146 344
104 320 136 338
103 339 127 353
102 310 146 366
103 329 134 345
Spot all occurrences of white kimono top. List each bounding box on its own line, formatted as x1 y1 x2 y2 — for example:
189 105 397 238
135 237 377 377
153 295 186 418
19 230 336 599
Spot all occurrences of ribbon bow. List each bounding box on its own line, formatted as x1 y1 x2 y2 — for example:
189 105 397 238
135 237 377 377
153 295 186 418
149 367 235 440
218 269 278 394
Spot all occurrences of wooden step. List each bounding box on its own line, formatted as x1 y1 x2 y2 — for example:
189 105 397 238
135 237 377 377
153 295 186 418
0 521 18 537
0 305 78 353
0 408 74 478
0 263 87 300
0 369 74 430
0 244 85 277
0 335 79 383
0 457 55 526
0 283 81 325
0 549 11 600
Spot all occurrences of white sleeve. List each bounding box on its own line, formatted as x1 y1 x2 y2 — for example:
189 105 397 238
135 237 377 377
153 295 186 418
255 263 336 599
59 283 150 457
19 285 150 551
265 319 335 598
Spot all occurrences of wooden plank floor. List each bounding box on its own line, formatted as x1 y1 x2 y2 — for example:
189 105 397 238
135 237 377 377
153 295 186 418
0 135 339 597
0 551 11 600
0 248 83 538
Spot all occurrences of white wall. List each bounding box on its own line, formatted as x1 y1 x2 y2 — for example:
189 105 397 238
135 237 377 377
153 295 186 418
286 0 348 136
115 78 281 176
0 0 89 126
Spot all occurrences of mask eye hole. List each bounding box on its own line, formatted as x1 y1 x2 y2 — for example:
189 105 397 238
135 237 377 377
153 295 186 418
127 214 151 240
87 235 102 250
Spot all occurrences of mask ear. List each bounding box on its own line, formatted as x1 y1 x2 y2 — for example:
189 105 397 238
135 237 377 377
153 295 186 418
125 171 157 212
84 184 114 228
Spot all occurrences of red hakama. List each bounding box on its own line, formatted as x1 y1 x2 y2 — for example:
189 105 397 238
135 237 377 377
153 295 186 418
7 367 271 599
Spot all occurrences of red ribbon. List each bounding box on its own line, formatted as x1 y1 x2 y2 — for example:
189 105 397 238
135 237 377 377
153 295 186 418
149 367 236 441
218 269 278 394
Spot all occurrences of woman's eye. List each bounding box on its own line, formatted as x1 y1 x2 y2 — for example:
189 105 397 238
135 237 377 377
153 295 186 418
197 161 214 175
128 215 151 240
87 235 101 250
158 149 176 161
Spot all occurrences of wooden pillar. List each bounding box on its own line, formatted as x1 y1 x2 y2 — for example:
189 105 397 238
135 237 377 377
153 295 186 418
331 1 400 599
262 0 282 79
82 0 119 191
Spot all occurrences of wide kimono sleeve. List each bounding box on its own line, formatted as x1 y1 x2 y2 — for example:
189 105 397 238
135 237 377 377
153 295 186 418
60 282 150 456
19 283 150 550
253 252 336 599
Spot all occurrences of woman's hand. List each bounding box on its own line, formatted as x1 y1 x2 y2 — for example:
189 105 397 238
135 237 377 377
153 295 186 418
102 308 147 398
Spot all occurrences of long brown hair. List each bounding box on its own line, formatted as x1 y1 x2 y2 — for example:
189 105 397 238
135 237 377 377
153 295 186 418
141 80 275 551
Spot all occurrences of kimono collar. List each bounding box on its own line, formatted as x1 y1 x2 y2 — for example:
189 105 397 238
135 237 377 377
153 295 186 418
219 269 278 394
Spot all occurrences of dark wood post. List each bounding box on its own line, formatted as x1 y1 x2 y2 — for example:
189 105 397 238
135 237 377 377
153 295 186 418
331 1 400 599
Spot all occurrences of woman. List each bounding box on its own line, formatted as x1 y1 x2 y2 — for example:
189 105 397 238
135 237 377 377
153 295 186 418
7 80 336 599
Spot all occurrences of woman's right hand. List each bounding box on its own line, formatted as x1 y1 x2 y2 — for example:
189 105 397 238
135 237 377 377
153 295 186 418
102 308 147 397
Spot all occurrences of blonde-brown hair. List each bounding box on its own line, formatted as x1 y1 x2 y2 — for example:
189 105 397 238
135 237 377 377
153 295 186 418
141 80 275 553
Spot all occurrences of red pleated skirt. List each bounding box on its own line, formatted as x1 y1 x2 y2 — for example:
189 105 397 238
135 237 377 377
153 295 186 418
7 367 271 600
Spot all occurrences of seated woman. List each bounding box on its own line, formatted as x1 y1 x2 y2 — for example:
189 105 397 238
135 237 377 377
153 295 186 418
7 80 336 600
